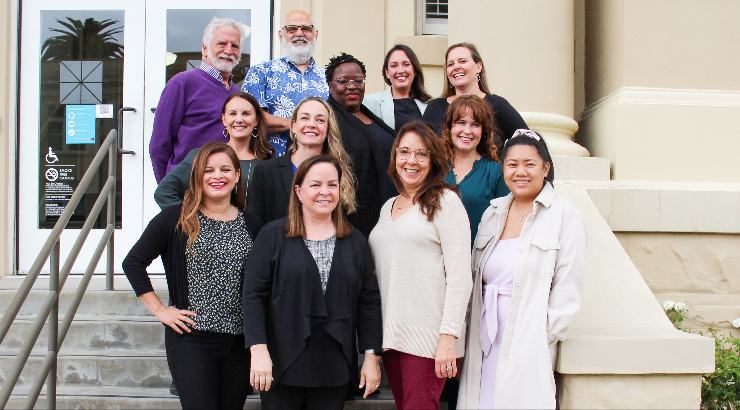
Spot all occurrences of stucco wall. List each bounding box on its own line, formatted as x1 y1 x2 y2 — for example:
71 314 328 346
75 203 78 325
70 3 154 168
617 232 740 335
447 0 574 117
0 0 18 277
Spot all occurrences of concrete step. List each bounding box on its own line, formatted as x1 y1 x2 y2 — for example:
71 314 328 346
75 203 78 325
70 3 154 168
0 315 164 352
0 349 170 388
0 277 167 318
653 291 740 334
6 385 399 409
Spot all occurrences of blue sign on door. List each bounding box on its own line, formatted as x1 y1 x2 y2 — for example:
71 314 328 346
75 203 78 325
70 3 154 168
65 105 96 144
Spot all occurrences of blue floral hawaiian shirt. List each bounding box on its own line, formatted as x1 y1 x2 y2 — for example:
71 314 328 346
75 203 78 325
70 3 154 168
241 56 330 156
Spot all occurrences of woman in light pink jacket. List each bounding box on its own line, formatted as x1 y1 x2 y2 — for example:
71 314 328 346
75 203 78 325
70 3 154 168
457 129 588 409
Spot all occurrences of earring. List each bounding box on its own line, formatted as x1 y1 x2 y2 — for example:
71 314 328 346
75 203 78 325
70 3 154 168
449 82 454 89
233 184 238 194
477 73 481 81
252 126 258 137
223 127 229 139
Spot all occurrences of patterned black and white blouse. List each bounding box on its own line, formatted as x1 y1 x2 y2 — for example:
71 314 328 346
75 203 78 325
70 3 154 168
303 235 336 294
186 211 253 334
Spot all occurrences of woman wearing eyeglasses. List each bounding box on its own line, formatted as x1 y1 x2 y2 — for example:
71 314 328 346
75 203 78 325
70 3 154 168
423 43 527 152
326 52 397 237
457 130 587 409
363 45 432 134
369 121 473 410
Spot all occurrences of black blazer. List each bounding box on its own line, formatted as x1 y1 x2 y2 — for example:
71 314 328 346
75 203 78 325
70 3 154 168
242 218 382 383
248 153 294 225
328 97 397 237
123 205 263 309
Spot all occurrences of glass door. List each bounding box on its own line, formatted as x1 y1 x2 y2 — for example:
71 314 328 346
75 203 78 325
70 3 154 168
18 0 271 274
142 1 271 230
18 0 145 274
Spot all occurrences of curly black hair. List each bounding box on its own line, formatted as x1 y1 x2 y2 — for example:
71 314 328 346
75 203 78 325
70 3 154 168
325 52 366 82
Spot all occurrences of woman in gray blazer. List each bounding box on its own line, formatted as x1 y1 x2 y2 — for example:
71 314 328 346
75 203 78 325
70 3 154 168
362 45 431 133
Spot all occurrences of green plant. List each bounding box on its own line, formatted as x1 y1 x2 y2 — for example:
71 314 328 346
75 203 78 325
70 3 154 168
701 328 740 410
663 301 740 409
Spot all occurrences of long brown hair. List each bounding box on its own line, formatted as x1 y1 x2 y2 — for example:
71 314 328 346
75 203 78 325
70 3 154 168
222 91 276 161
287 96 357 214
286 155 353 238
442 95 501 166
442 42 491 98
382 44 432 103
178 142 245 248
389 121 457 222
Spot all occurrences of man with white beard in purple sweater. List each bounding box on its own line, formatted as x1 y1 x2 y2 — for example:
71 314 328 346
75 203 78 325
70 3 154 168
149 17 246 183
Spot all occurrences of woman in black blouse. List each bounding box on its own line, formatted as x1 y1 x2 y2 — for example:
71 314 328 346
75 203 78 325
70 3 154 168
423 42 528 151
243 155 382 410
325 52 397 237
123 142 263 410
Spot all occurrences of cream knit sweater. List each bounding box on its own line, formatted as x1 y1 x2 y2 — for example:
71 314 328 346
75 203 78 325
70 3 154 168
368 189 473 359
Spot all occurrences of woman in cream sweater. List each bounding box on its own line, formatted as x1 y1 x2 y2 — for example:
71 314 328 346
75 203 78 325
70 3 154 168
369 121 473 410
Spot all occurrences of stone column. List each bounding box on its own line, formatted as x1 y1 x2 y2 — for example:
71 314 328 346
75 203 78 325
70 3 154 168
448 0 589 157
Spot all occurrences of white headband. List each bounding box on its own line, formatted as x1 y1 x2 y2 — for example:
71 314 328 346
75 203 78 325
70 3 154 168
509 129 541 143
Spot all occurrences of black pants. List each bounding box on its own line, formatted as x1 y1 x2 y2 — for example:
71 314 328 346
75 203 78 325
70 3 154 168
260 383 346 410
165 326 251 410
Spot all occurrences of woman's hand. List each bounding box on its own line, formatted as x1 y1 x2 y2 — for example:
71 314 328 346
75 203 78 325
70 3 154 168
359 352 381 399
435 334 458 378
139 292 195 334
153 305 196 334
250 344 273 391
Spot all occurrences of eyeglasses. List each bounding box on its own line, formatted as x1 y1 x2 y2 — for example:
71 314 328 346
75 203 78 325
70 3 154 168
282 25 315 34
396 147 430 162
332 78 366 88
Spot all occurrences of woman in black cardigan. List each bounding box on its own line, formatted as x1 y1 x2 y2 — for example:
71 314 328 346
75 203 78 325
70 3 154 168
248 97 356 225
325 52 397 237
243 155 382 410
123 142 262 410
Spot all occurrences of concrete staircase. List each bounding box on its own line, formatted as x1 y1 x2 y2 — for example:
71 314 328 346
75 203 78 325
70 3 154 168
0 275 401 409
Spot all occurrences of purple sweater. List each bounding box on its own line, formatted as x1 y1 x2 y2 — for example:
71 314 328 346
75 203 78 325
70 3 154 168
149 68 239 183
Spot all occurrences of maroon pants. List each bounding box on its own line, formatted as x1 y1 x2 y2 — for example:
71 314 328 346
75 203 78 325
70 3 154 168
383 349 446 410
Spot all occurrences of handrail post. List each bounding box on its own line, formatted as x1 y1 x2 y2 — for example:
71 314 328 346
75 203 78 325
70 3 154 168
47 241 59 410
106 138 117 290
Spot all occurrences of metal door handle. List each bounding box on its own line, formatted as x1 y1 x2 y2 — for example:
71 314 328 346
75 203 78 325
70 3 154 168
117 107 137 155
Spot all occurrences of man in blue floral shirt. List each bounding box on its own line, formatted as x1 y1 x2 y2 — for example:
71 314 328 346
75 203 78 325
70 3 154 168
242 10 329 156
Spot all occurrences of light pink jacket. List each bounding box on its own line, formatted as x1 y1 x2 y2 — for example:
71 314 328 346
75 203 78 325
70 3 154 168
457 183 588 409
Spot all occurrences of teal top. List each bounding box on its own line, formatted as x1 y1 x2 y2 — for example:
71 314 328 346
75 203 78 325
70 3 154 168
445 157 510 239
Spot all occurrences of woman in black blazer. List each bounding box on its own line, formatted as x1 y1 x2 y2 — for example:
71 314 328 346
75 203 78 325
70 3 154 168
325 52 398 237
243 155 382 410
248 97 356 225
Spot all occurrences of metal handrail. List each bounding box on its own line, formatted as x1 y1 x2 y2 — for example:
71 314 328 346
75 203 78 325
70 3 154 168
0 129 119 409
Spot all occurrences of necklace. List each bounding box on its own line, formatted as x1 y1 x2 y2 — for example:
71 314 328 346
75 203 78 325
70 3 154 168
395 195 415 210
201 205 234 221
513 201 532 222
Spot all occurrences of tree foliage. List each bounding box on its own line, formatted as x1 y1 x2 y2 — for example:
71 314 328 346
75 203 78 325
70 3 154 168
41 17 123 61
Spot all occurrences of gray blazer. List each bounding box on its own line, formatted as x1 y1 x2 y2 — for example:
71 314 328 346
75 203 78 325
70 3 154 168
362 88 428 130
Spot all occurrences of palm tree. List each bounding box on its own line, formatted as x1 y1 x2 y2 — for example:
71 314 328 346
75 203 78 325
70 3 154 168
41 17 123 61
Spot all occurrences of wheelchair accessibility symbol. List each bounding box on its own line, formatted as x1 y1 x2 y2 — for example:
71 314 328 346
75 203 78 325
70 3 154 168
45 147 59 164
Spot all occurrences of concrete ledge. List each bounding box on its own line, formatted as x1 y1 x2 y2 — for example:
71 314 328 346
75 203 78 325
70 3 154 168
558 373 702 409
553 183 714 383
558 328 714 374
553 156 611 181
576 181 740 233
